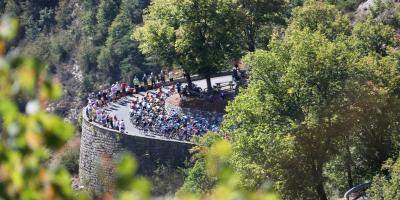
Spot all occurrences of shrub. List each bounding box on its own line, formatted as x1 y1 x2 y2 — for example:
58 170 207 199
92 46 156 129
150 164 184 196
60 148 80 175
368 157 400 199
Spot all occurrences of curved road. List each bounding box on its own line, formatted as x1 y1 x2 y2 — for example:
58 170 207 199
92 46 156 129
100 75 232 143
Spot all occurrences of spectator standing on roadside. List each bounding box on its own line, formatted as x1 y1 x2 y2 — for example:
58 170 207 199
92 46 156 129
133 76 139 89
97 91 102 100
121 82 127 97
111 84 117 101
85 105 91 121
91 107 96 121
160 70 165 84
115 82 121 99
176 81 182 97
113 115 118 129
232 66 238 82
107 114 113 129
168 71 173 83
142 74 148 88
235 64 241 80
101 112 107 126
96 108 102 122
155 74 161 87
102 90 107 102
119 120 125 132
150 72 156 88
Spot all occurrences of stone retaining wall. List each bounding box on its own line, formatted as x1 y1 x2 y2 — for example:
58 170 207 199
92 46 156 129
79 113 193 193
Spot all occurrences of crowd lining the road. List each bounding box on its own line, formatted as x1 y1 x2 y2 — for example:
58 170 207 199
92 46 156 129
84 68 245 141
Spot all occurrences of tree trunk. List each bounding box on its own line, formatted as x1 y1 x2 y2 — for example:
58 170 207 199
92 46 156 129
345 137 354 188
316 180 328 200
313 162 328 200
248 38 256 52
206 76 212 92
247 25 256 52
184 71 193 90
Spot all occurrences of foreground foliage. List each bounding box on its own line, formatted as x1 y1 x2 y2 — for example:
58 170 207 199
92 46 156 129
0 16 75 199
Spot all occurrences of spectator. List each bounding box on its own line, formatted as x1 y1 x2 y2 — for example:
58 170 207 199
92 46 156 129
168 71 173 83
85 105 91 121
115 82 121 99
107 114 113 129
235 64 241 80
150 72 156 87
160 70 166 83
176 81 182 97
133 76 140 91
101 112 107 126
232 65 239 82
97 91 102 100
121 82 127 97
113 115 118 129
119 120 125 132
142 74 148 88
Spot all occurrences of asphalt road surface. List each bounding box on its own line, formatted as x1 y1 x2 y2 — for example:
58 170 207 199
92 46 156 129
101 75 232 142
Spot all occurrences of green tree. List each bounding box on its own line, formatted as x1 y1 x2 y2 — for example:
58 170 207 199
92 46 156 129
236 0 287 51
351 19 398 56
55 0 73 29
134 0 244 91
4 0 20 17
179 133 223 194
80 0 99 38
133 0 179 69
287 0 351 40
221 1 400 199
368 156 400 200
76 39 99 73
0 1 5 15
97 0 146 83
95 0 120 43
326 0 364 12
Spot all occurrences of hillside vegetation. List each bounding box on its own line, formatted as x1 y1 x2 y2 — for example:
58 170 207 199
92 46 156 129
0 0 400 199
0 0 154 121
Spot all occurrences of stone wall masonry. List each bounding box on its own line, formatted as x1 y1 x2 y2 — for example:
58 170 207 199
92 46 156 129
79 112 194 193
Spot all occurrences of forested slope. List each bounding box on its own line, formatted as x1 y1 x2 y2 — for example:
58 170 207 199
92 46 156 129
1 0 398 123
1 0 400 199
0 0 154 122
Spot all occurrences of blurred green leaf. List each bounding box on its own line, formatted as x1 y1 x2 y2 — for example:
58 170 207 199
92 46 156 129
0 17 18 41
117 154 137 177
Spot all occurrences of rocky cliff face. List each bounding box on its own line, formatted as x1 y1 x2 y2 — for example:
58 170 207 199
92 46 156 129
354 0 375 20
353 0 400 24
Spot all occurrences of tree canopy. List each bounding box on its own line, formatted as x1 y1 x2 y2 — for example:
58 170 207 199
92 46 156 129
236 0 287 51
222 1 400 199
134 0 244 90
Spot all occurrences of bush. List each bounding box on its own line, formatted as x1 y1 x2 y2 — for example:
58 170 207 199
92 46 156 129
49 30 77 64
60 148 80 175
368 157 400 200
75 38 98 72
327 0 364 12
150 164 184 196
